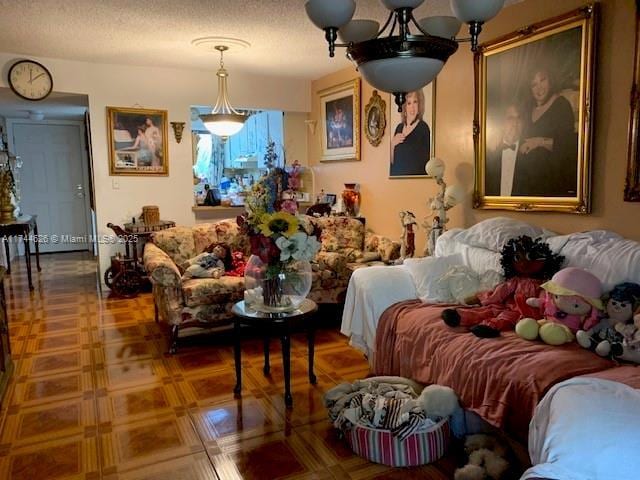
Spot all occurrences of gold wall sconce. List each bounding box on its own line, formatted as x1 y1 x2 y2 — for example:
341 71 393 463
170 121 186 143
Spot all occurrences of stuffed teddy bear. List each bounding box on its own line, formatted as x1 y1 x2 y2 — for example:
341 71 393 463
576 282 640 357
516 267 603 346
442 235 564 338
454 434 510 480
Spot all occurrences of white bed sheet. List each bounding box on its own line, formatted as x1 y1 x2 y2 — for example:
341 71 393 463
340 265 416 361
522 377 640 480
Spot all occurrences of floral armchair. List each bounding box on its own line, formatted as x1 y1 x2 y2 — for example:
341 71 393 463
143 216 399 353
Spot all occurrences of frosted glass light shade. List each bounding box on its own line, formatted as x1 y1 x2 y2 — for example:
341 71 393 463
358 57 444 94
381 0 425 10
339 20 380 43
450 0 505 23
418 16 462 39
444 184 464 207
425 157 445 179
200 114 246 137
305 0 355 29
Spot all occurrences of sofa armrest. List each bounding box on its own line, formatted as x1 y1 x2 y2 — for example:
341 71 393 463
143 243 182 287
365 233 401 263
314 251 349 276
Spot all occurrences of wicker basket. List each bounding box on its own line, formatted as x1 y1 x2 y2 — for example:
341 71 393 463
142 205 160 225
345 417 450 467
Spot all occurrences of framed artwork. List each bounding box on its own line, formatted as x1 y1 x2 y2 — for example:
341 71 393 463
364 90 386 147
106 106 168 176
319 79 360 161
625 0 640 202
389 82 435 178
473 5 597 213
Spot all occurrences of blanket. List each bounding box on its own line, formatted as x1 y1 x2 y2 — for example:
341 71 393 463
373 300 640 442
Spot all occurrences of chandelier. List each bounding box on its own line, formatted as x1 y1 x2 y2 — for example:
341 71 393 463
199 45 247 137
305 0 504 111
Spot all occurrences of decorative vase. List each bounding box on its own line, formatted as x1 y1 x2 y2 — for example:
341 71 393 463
341 183 361 217
244 254 312 313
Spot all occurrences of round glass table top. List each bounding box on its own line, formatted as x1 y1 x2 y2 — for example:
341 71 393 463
232 298 318 320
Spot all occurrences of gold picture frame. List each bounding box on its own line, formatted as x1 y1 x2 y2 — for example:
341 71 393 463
364 90 386 147
473 5 597 213
319 78 360 162
625 0 640 202
107 106 169 176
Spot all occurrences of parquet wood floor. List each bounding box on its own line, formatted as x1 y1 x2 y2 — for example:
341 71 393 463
0 252 459 479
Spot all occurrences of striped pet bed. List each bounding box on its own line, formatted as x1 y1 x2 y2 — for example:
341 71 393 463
345 417 450 467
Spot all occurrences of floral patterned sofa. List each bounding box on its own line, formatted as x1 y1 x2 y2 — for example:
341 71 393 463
143 216 400 353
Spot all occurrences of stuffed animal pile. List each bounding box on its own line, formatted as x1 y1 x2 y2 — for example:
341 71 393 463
442 235 564 338
454 434 511 480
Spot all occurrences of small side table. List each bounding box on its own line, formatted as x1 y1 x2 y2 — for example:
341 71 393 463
0 215 42 290
232 299 318 408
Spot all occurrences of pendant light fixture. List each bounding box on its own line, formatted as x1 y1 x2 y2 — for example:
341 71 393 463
199 45 247 137
306 0 505 111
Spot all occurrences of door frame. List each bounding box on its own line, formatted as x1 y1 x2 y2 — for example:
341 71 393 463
6 118 96 254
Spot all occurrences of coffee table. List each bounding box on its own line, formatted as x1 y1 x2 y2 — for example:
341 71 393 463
231 298 318 407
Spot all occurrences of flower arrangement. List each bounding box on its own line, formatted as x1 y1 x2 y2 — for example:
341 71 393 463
238 167 320 310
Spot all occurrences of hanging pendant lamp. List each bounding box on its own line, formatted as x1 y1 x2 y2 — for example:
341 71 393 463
200 45 247 137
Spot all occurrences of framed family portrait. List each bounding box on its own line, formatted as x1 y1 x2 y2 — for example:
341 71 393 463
389 82 435 178
625 0 640 202
107 106 168 176
473 6 597 213
319 79 360 162
364 90 386 147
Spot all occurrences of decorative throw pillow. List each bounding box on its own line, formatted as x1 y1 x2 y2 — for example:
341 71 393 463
403 254 463 303
181 252 225 279
455 217 555 252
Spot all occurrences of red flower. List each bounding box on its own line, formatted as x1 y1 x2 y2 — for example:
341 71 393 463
250 234 280 264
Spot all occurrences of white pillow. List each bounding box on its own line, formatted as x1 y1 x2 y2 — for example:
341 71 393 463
455 217 555 252
403 254 463 303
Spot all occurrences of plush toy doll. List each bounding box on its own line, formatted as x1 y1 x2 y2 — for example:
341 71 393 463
516 267 603 346
442 235 565 338
576 282 640 357
181 242 232 279
615 309 640 363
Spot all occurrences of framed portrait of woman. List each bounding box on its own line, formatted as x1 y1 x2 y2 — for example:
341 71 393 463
107 106 168 176
473 6 597 213
318 79 360 162
389 82 435 178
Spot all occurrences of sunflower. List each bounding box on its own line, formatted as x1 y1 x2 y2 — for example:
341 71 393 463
258 211 299 238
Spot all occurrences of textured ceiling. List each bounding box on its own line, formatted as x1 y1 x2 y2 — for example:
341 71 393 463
0 0 521 80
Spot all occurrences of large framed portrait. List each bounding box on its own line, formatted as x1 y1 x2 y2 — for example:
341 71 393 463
107 106 168 176
389 82 435 178
625 0 640 202
473 6 597 213
319 79 360 162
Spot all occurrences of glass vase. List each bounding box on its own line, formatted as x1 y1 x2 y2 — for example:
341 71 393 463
341 183 361 217
244 254 312 313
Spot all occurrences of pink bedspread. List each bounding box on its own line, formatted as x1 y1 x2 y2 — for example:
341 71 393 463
373 300 640 442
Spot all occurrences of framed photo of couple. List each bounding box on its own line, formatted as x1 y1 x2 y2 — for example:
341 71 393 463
473 5 597 213
319 79 360 162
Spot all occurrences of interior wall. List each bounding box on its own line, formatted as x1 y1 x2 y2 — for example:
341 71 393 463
0 52 310 276
309 0 639 254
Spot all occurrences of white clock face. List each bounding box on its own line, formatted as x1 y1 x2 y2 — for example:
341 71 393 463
8 61 53 101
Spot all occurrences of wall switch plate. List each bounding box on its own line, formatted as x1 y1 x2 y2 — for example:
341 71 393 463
112 179 120 189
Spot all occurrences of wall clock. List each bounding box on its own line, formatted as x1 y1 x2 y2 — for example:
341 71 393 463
7 59 53 101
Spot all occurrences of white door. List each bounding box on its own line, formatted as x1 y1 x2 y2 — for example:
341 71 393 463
12 123 90 253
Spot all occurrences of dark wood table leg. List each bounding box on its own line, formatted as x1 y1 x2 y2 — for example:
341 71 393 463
32 221 41 272
263 333 270 376
233 319 242 397
281 322 293 408
308 324 317 385
2 237 9 275
23 232 33 291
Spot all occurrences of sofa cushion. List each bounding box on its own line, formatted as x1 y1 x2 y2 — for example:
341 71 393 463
182 276 245 308
314 216 365 254
192 220 250 255
151 227 197 268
